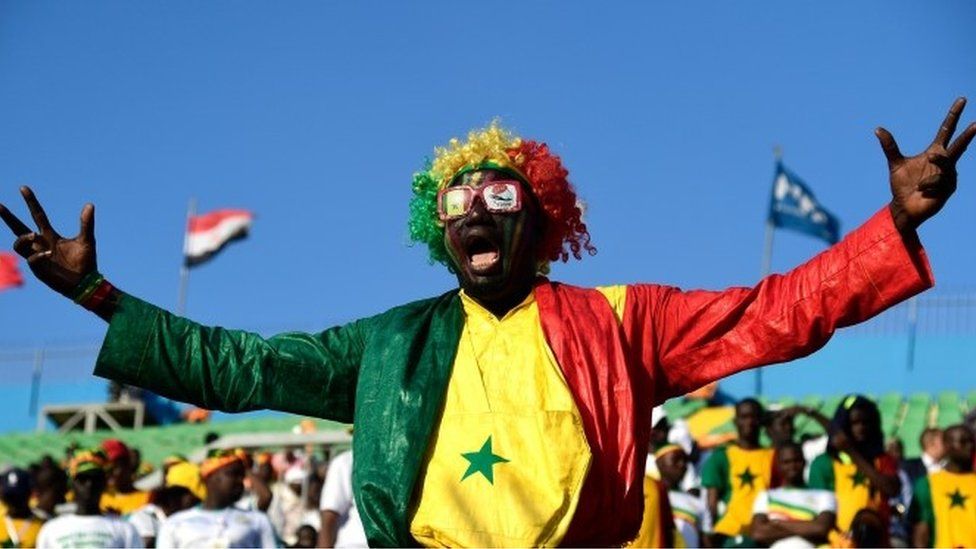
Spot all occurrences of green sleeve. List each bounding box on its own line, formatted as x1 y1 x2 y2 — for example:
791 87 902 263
93 293 369 422
908 476 935 544
808 454 835 491
701 446 729 493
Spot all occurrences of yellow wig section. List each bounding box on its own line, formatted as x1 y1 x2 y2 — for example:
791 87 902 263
430 121 524 189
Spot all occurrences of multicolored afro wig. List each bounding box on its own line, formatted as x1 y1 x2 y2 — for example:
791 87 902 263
408 121 595 272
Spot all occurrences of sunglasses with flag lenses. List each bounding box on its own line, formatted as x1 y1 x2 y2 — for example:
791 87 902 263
437 181 524 221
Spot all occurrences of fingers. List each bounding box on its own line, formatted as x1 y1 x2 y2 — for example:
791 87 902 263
79 203 95 244
26 249 52 265
875 127 903 164
947 122 976 162
20 186 56 236
933 97 967 147
13 233 44 258
0 203 32 236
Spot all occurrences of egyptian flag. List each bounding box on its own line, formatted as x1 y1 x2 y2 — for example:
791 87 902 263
184 209 254 267
0 252 23 291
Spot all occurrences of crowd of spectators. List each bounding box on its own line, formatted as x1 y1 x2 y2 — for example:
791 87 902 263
633 395 976 548
0 433 365 548
1 394 974 548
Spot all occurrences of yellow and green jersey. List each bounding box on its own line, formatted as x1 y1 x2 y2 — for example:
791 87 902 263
410 291 594 547
909 470 976 548
808 452 896 533
701 444 774 537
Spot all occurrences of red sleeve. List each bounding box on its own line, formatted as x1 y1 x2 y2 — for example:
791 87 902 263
623 206 933 404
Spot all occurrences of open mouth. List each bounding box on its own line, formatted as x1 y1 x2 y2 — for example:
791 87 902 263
465 234 501 273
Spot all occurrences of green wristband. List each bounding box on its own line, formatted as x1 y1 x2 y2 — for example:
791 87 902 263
70 271 104 304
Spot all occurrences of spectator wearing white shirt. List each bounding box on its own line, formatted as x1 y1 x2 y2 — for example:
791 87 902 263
750 443 836 548
36 449 142 548
128 462 205 547
317 451 367 548
157 449 276 548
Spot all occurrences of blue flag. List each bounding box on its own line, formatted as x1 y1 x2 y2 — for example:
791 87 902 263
768 162 840 244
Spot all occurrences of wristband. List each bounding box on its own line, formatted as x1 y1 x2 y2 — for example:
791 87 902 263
81 279 116 312
70 271 104 304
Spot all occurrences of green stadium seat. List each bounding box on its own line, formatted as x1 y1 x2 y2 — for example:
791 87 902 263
900 393 933 458
936 391 964 428
878 392 904 438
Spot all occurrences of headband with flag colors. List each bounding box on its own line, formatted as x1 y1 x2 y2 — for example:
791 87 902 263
408 121 595 271
200 448 248 479
654 444 684 460
69 448 108 478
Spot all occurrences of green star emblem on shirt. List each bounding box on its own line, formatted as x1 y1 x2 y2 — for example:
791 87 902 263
461 436 509 485
948 488 969 509
849 470 868 488
736 467 757 489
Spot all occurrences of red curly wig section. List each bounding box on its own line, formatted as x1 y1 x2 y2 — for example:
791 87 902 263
507 140 595 264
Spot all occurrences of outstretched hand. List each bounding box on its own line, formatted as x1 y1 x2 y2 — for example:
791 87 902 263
0 186 97 296
879 97 976 233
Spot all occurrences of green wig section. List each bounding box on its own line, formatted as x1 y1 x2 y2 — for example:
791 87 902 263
408 160 452 269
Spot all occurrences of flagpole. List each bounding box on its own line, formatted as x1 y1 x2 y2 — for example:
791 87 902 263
177 197 196 316
755 146 782 397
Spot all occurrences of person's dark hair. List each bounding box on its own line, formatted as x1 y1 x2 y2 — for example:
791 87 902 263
736 397 764 415
777 441 804 456
847 508 887 548
829 394 884 460
919 427 941 448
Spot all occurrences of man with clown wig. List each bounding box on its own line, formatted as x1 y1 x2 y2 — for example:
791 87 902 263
3 98 975 547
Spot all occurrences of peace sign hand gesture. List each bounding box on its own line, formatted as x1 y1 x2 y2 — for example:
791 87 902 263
0 186 97 297
879 97 976 233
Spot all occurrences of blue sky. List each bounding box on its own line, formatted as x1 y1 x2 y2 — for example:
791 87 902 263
1 2 974 431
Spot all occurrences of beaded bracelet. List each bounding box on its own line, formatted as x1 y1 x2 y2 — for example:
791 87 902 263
70 271 115 311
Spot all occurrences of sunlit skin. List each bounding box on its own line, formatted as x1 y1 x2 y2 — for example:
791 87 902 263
203 461 246 510
734 400 763 449
774 445 806 488
942 425 975 473
443 169 545 318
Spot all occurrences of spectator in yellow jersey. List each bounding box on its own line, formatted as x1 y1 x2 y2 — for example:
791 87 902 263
909 424 976 548
702 398 775 547
808 395 900 545
0 468 45 548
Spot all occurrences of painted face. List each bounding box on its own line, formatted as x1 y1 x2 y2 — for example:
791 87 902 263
443 169 543 307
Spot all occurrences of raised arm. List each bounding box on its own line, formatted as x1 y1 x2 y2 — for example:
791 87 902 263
1 186 366 422
623 98 973 403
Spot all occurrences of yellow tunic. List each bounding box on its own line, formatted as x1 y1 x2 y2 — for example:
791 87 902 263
410 290 618 547
924 470 976 548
